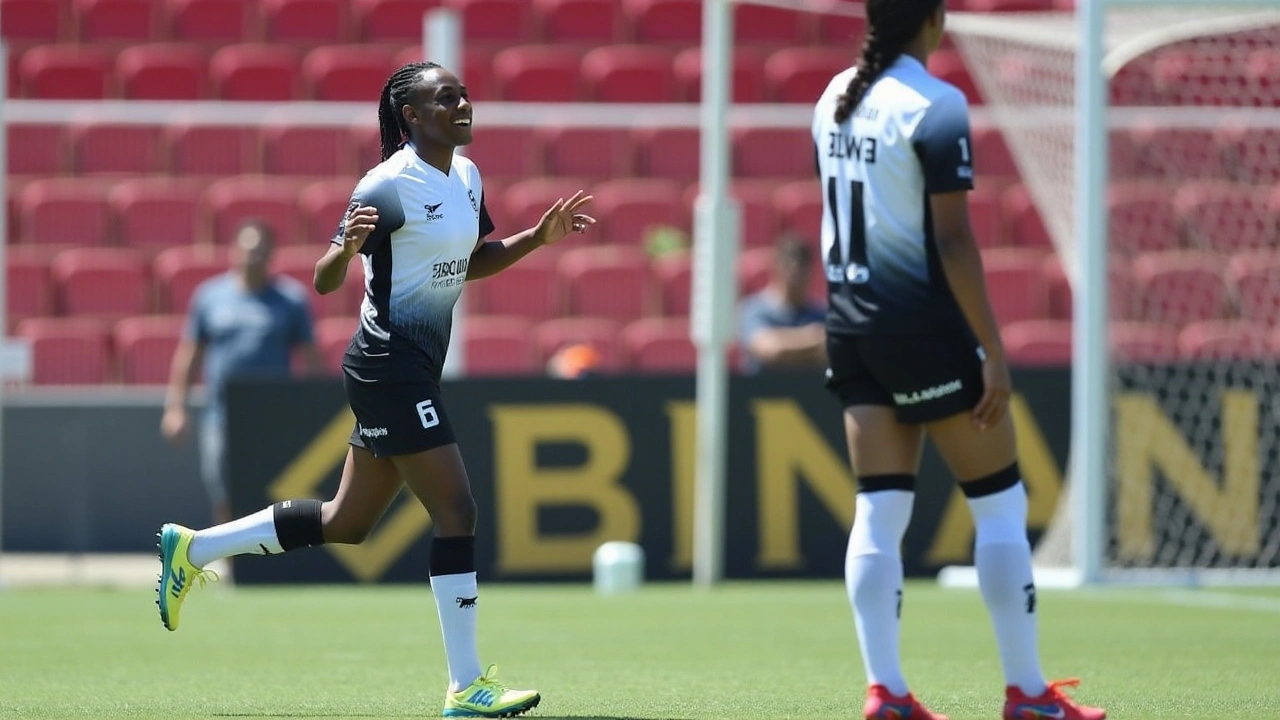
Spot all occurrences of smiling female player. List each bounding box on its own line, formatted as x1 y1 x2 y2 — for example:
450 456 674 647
811 2 1106 719
154 61 595 719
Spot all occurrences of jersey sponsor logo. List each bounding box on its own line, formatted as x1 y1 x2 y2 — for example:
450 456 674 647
467 188 479 214
455 596 478 608
359 426 389 438
893 379 963 406
958 165 974 180
424 201 445 221
432 257 470 289
826 263 871 285
825 131 878 163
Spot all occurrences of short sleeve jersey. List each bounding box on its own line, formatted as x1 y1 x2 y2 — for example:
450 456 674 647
185 273 314 417
812 55 975 336
336 147 494 383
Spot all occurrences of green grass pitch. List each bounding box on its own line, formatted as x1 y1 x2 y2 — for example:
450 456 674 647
2 580 1279 719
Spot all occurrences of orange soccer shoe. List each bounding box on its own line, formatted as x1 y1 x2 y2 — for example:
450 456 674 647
864 684 949 720
1004 679 1106 720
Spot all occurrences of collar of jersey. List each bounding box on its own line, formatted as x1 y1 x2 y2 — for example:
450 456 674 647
401 142 454 179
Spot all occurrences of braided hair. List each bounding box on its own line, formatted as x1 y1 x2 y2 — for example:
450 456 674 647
833 0 943 124
378 61 442 160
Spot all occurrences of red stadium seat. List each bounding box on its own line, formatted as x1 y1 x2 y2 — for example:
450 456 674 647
583 45 675 103
534 317 625 371
300 178 356 245
1108 129 1142 179
1173 181 1276 254
928 49 981 105
733 127 813 179
541 127 633 180
1135 127 1227 179
350 123 382 169
1213 126 1280 184
733 1 809 44
167 0 254 43
1110 322 1180 363
154 245 231 313
536 0 620 43
492 45 582 102
1178 321 1272 361
1131 250 1228 324
52 247 151 319
972 126 1019 181
815 9 865 45
74 0 156 41
624 317 695 373
502 178 582 237
167 125 260 176
719 180 781 251
772 180 821 248
314 316 355 372
1001 184 1054 249
110 179 203 251
1002 320 1072 367
263 125 355 177
269 245 350 319
765 48 851 104
202 177 302 246
654 252 690 317
115 315 184 384
625 0 698 44
20 44 111 98
263 0 344 43
983 248 1051 325
70 123 164 175
355 0 442 42
402 46 494 101
464 127 543 182
634 127 698 181
6 124 65 175
7 247 54 324
1108 182 1182 254
672 47 764 103
738 246 774 297
2 0 66 41
19 178 112 247
302 45 397 101
964 0 1054 10
16 317 112 384
116 44 205 100
1227 250 1280 325
560 246 654 322
467 253 560 320
445 0 531 43
969 186 1005 248
1042 254 1136 321
463 316 538 376
209 44 299 101
592 178 686 246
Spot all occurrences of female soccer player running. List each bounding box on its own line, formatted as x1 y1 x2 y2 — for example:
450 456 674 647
155 61 595 719
812 3 1106 720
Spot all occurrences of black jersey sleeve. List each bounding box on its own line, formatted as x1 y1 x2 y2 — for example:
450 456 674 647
911 90 976 194
331 174 406 255
478 192 495 239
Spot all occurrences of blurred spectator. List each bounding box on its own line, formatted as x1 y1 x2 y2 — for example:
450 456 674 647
738 235 826 374
548 343 603 379
161 220 322 527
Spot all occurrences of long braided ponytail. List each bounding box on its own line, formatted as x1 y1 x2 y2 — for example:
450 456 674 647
833 0 943 124
378 61 442 160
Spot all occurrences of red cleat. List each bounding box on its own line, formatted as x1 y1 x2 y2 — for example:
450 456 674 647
864 684 949 720
1004 679 1106 720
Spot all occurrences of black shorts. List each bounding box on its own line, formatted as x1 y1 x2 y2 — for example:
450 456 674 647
824 330 985 424
342 367 457 457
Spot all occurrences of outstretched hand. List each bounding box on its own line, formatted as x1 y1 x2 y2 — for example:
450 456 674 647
533 190 596 247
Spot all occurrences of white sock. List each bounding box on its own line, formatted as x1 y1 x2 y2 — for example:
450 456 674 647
187 506 283 569
845 489 914 697
968 481 1048 696
430 572 483 692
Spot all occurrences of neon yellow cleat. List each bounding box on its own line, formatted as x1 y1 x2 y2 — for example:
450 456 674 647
155 523 217 631
443 665 540 718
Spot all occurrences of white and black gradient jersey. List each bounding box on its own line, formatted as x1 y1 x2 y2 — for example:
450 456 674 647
812 55 975 336
335 146 494 383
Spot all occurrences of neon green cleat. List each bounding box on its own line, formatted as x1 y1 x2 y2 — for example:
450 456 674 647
155 523 217 631
443 665 540 718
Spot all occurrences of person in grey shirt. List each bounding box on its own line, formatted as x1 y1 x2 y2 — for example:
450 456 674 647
738 235 827 374
161 220 322 527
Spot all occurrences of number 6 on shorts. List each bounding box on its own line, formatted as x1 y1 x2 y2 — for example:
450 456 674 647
416 399 440 429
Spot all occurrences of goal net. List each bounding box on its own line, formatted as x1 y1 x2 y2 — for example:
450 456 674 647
946 4 1280 585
